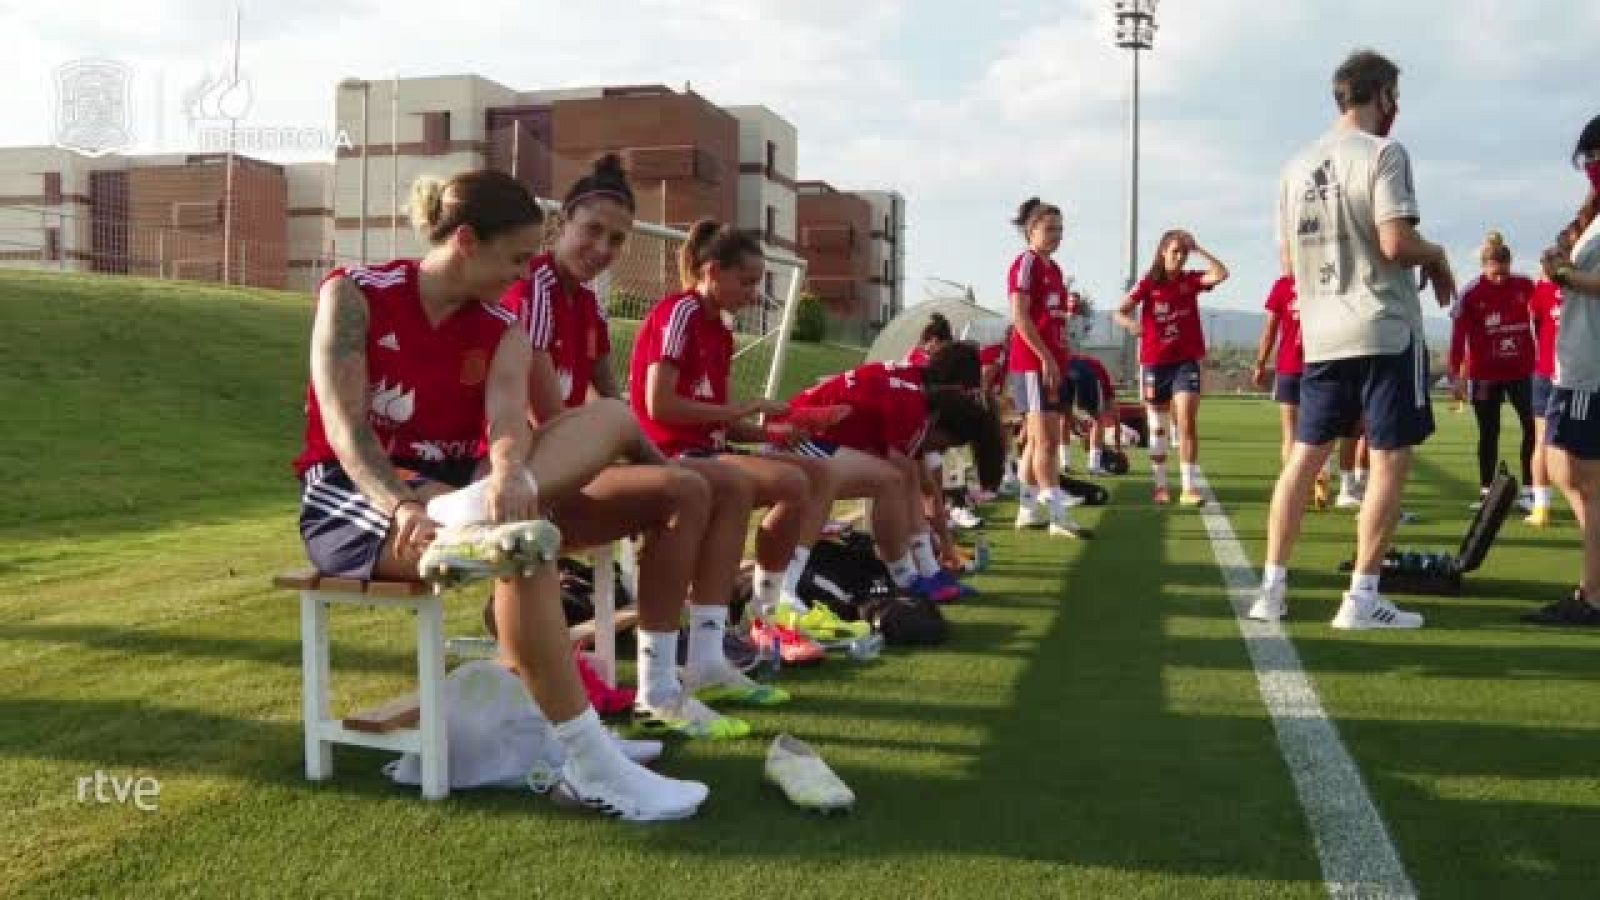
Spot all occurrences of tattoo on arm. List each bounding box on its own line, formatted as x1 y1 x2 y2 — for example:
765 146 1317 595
311 278 411 512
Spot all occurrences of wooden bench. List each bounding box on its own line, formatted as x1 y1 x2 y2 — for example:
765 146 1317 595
275 544 637 801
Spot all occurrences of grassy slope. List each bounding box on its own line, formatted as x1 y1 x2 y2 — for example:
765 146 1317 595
2 269 1595 896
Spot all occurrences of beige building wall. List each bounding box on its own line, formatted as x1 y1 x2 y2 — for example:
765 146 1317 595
331 74 516 266
726 104 798 259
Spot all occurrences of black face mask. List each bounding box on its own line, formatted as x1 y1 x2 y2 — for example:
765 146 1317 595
1375 91 1398 138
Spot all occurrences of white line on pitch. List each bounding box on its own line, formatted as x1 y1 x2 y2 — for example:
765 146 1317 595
1192 468 1417 900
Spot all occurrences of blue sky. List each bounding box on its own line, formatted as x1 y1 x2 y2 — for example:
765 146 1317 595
9 0 1598 319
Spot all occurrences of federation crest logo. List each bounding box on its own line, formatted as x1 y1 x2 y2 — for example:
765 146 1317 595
53 59 134 158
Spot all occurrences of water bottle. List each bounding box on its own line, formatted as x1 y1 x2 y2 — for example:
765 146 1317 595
973 536 991 573
764 630 783 681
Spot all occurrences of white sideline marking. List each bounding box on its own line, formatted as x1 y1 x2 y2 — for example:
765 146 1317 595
1192 469 1417 900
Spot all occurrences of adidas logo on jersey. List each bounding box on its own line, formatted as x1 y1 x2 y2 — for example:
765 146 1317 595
378 332 400 352
557 368 574 400
1485 312 1502 329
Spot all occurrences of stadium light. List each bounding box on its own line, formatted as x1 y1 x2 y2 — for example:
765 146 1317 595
1113 0 1158 379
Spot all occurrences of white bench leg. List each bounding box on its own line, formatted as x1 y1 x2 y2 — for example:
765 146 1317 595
299 590 333 782
592 544 617 688
415 596 449 800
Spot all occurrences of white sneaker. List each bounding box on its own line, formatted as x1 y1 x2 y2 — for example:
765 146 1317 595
1014 504 1046 530
765 734 854 814
1047 516 1090 539
1330 592 1423 630
1334 491 1361 509
553 755 709 822
1249 581 1287 621
1059 492 1087 508
949 507 983 530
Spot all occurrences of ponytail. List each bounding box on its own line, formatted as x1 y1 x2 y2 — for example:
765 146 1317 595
1012 196 1060 236
677 218 762 290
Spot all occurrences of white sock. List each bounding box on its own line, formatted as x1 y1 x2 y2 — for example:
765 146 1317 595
1058 446 1071 470
1041 488 1067 519
1180 463 1198 492
425 472 539 527
553 707 624 779
1340 470 1356 495
779 547 811 608
1089 446 1103 469
910 533 941 578
1355 467 1368 488
753 566 783 618
1349 572 1380 597
1262 564 1288 590
1534 486 1552 509
685 605 730 680
637 630 681 707
887 553 918 589
1152 463 1169 489
1020 483 1038 508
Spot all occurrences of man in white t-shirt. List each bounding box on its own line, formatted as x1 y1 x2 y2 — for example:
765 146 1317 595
1251 50 1455 630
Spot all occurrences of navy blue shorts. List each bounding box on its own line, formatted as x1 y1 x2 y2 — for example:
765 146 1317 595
1274 372 1303 406
1532 376 1555 416
1297 338 1434 451
677 444 749 460
1060 359 1103 416
298 459 476 580
782 439 841 459
1546 388 1600 460
1141 360 1202 406
1009 371 1065 415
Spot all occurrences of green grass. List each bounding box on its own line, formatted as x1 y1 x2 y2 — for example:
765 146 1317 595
2 269 1596 897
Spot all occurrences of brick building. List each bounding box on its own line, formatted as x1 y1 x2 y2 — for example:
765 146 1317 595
0 145 330 290
796 180 875 334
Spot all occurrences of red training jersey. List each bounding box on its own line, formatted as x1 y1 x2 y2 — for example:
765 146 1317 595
1530 279 1563 380
501 254 612 410
293 259 513 477
1449 275 1536 382
790 363 929 457
1133 270 1212 367
1263 276 1303 376
628 290 734 457
1005 250 1070 373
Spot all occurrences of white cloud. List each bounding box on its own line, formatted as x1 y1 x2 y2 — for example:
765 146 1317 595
7 0 1596 320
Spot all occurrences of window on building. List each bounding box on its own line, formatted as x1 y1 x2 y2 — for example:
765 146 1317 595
43 172 62 204
765 140 777 177
883 260 890 283
766 205 777 243
422 111 451 155
45 227 60 261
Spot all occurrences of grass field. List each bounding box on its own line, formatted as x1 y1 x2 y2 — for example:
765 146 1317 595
2 270 1596 898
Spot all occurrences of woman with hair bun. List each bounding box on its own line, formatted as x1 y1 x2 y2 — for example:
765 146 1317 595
294 169 707 820
1448 230 1537 507
501 155 776 742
